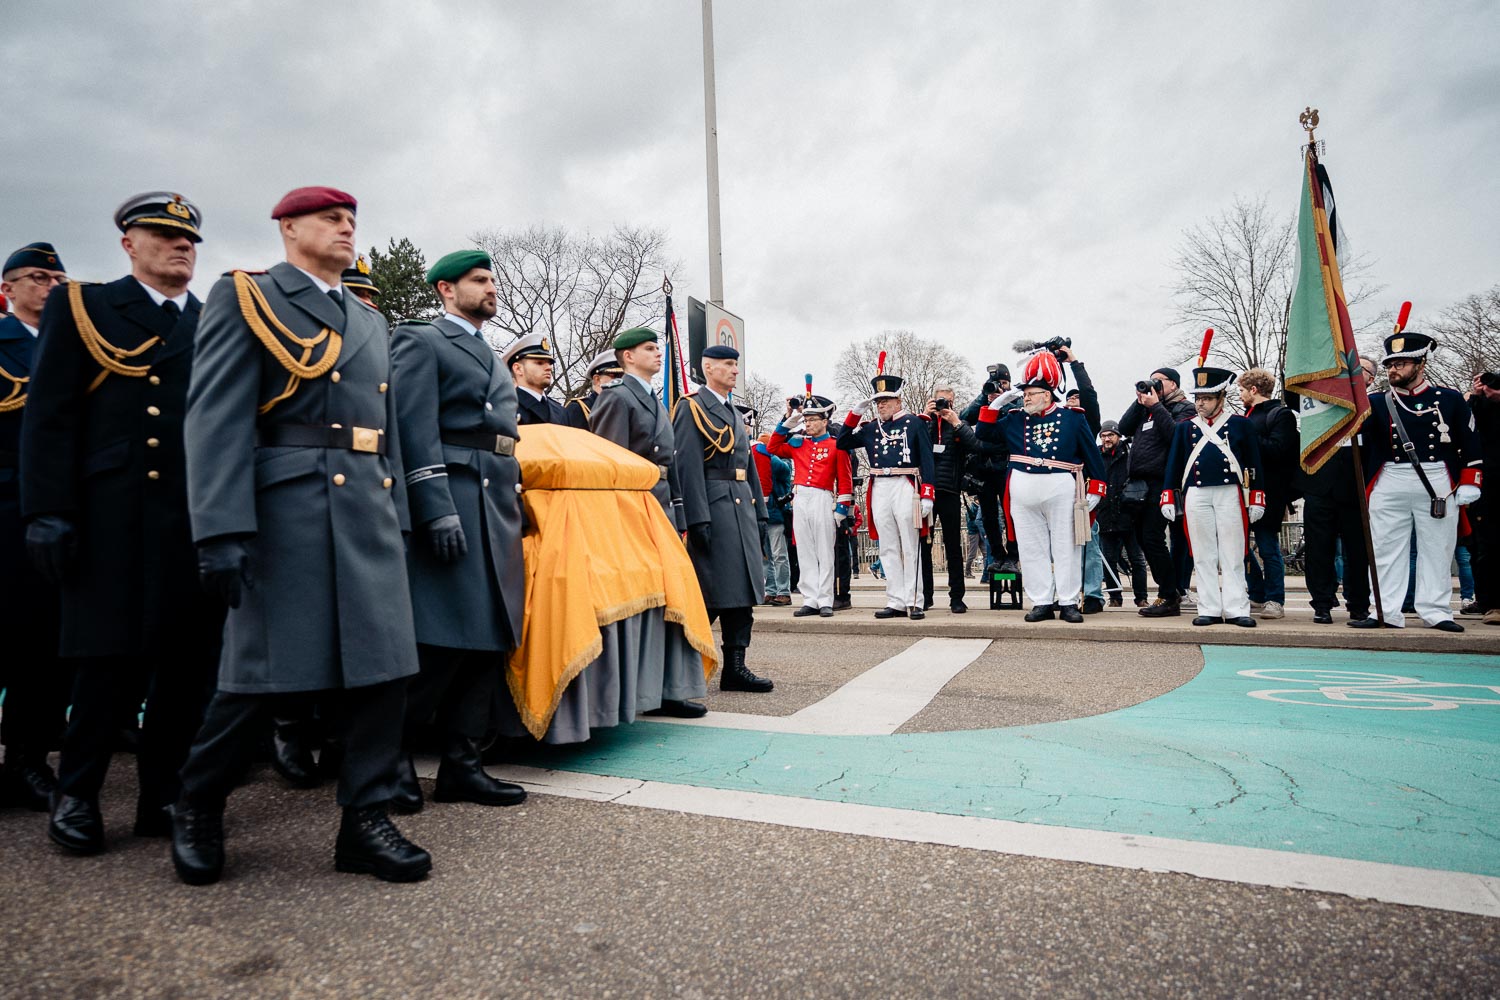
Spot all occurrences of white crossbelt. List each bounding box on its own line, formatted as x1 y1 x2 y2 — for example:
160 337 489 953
1181 416 1244 491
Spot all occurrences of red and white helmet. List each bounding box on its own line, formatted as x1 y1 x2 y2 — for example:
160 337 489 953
1019 350 1062 391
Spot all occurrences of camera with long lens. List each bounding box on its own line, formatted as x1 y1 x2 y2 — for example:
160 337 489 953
1135 378 1165 396
786 396 803 410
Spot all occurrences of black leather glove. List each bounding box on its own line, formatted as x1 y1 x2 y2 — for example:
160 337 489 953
689 523 712 551
198 538 251 609
759 521 771 558
425 513 467 564
25 515 78 585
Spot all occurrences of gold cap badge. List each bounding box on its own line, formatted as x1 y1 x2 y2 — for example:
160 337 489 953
356 254 371 275
1391 337 1405 353
540 337 551 353
166 199 190 220
1197 372 1208 386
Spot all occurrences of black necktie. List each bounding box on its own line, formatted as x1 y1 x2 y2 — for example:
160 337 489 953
162 300 180 320
327 290 343 309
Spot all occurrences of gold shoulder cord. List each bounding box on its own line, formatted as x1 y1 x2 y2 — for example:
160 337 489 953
69 281 161 393
575 399 591 421
682 396 735 458
232 271 342 414
0 361 27 413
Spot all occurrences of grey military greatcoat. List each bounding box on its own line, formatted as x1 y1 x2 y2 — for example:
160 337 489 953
186 261 418 693
672 389 766 608
590 375 684 530
390 317 524 651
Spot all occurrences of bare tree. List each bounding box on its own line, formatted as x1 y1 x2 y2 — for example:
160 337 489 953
1421 285 1500 389
470 224 679 399
833 330 976 414
738 373 785 438
1168 195 1382 383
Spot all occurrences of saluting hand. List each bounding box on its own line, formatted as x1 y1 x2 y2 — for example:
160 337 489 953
425 514 468 564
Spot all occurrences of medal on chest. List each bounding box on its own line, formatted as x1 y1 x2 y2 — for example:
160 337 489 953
877 420 911 464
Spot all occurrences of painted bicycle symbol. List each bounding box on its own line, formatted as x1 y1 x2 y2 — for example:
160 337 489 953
1238 669 1500 711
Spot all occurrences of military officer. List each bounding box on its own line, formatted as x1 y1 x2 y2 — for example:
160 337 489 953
171 186 428 885
769 390 855 617
0 242 71 810
839 369 936 620
21 196 225 853
387 248 527 811
564 347 624 429
673 345 774 692
504 333 569 425
1351 329 1482 631
1160 366 1266 628
341 255 381 308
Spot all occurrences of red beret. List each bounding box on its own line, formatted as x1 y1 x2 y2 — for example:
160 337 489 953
270 186 357 220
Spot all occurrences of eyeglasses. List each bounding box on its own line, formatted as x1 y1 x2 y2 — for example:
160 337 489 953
10 271 66 287
1382 359 1416 370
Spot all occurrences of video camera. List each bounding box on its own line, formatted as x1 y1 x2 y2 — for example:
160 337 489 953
1016 337 1072 363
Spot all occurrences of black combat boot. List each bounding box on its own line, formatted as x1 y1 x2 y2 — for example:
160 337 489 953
719 647 773 693
48 795 105 855
170 800 225 885
0 751 57 811
334 806 432 882
433 736 526 807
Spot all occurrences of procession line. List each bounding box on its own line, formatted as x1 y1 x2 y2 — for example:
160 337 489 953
477 763 1500 919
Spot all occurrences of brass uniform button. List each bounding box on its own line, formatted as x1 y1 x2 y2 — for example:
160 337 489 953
483 478 490 488
149 375 161 385
146 405 160 416
382 477 393 489
146 438 160 448
147 470 160 480
331 371 342 383
333 474 346 486
379 383 388 393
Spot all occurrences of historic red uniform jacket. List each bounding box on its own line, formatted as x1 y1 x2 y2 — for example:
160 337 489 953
767 430 854 503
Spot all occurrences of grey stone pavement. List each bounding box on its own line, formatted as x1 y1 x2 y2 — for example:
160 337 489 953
4 622 1499 997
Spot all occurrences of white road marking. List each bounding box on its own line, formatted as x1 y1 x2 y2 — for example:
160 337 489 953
651 636 992 735
477 763 1500 918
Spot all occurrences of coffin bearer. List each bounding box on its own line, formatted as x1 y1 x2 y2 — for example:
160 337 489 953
505 333 569 425
838 364 936 620
1 243 71 810
381 249 529 811
769 386 854 617
975 351 1105 623
1160 366 1265 628
341 255 381 308
1351 328 1481 631
673 345 774 692
565 348 624 429
173 186 429 885
21 196 224 852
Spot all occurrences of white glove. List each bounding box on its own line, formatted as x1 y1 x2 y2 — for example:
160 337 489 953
1456 484 1481 506
920 498 933 519
1160 503 1176 522
850 398 871 418
780 410 805 434
1086 493 1101 513
988 388 1023 411
1249 505 1265 523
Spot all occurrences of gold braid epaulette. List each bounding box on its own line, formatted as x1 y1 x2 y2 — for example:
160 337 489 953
0 360 27 413
231 271 342 415
69 280 160 393
571 398 592 421
677 395 735 458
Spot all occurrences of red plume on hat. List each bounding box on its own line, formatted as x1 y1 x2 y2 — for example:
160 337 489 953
1021 350 1062 390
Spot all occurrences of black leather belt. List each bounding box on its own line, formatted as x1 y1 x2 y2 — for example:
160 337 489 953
257 424 387 455
442 430 517 457
705 468 748 482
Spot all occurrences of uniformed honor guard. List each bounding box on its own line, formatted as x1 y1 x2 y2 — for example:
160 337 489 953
1159 366 1266 627
387 249 527 811
840 366 936 619
564 347 624 429
673 345 774 692
0 243 71 810
21 196 225 853
770 387 854 617
172 186 429 885
975 351 1106 623
504 333 569 425
341 255 381 308
1352 328 1481 631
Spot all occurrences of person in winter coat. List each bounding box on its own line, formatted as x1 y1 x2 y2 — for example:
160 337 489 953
1096 421 1148 606
1238 369 1300 620
1117 365 1196 616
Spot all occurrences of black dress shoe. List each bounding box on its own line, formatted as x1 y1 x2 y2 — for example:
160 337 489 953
792 605 819 617
1226 616 1257 628
908 607 926 620
1080 596 1104 615
390 755 424 815
643 699 709 719
433 736 527 807
1191 615 1223 626
1 754 57 811
719 648 773 692
1313 611 1333 624
270 727 322 789
873 608 903 620
1024 604 1055 622
1428 619 1465 633
832 597 852 611
1347 617 1396 629
133 801 173 838
334 806 431 882
1138 599 1181 618
48 795 104 855
950 600 968 614
1059 605 1084 623
819 607 834 618
171 802 225 885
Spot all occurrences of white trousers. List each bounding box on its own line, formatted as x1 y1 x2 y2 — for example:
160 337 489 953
1183 484 1249 619
1369 463 1458 627
871 476 920 610
793 486 837 610
1009 472 1080 607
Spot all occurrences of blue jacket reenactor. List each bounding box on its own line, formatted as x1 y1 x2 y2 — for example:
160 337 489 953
1160 366 1265 627
20 196 225 854
673 345 773 692
1352 327 1482 632
503 333 569 425
564 347 624 429
388 249 528 811
172 186 428 886
0 242 71 811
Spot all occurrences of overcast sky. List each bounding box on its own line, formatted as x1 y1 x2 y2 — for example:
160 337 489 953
4 1 1497 417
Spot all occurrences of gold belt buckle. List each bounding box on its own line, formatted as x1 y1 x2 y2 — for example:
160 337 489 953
735 468 747 481
351 426 380 453
494 435 515 457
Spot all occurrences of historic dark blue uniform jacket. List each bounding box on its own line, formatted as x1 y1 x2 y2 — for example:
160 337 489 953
1161 413 1266 508
838 409 935 496
1360 384 1482 493
975 403 1106 488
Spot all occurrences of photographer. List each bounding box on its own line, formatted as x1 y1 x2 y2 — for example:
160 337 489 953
921 385 978 613
961 363 1020 573
1097 421 1149 606
1118 366 1195 617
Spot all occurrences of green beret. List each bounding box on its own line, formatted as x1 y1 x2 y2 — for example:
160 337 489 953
612 327 659 351
425 249 492 285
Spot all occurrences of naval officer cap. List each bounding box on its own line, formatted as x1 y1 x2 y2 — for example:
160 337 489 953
115 192 203 242
341 255 380 297
612 327 658 351
587 348 624 377
270 186 357 220
3 242 65 276
1187 366 1236 395
425 249 492 285
502 332 555 367
702 344 740 360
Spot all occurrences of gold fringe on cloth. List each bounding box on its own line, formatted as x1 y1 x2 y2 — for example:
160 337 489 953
506 424 718 739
